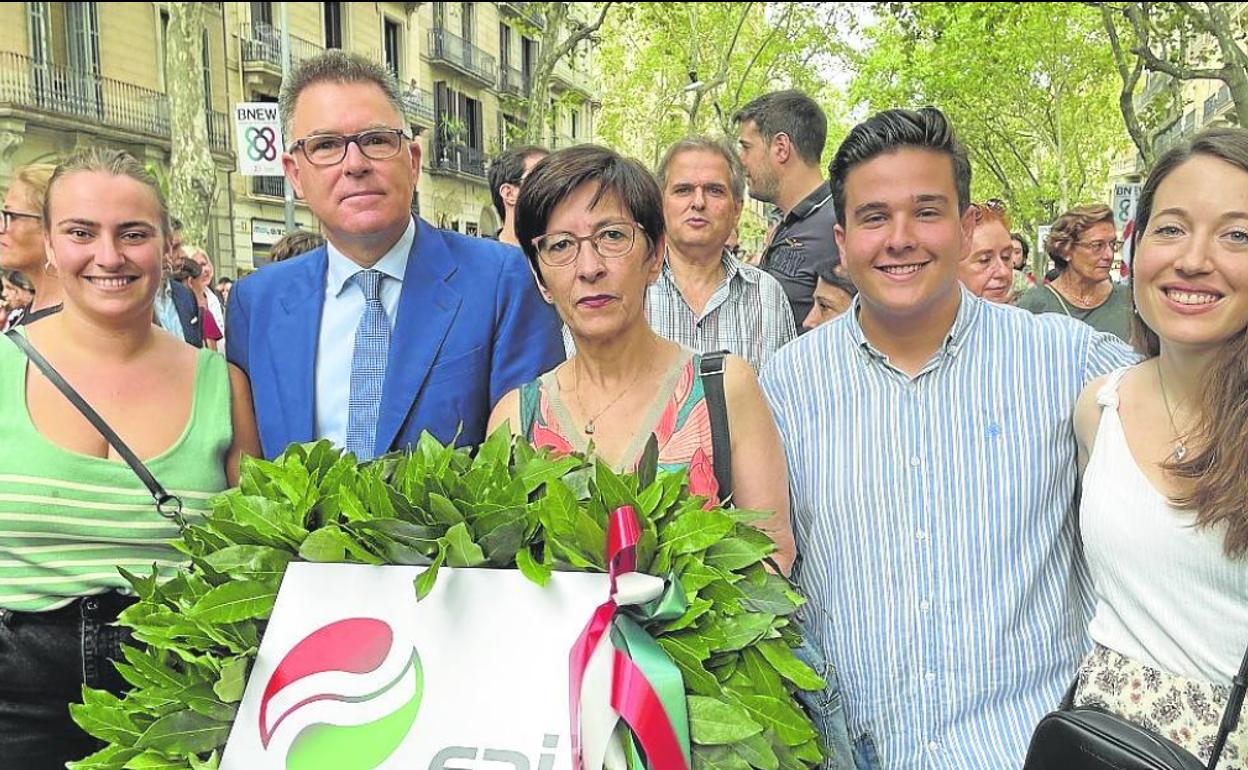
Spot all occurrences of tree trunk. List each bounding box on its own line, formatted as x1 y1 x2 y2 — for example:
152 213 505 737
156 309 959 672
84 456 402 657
1099 4 1153 166
520 3 613 147
166 2 216 251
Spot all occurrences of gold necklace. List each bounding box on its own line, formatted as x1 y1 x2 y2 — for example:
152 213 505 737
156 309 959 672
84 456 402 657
571 358 647 436
1156 361 1189 461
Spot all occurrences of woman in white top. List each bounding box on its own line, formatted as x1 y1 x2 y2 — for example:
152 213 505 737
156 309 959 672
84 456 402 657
1072 126 1248 766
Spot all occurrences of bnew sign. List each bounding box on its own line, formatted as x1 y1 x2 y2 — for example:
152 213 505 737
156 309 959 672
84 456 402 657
222 563 610 770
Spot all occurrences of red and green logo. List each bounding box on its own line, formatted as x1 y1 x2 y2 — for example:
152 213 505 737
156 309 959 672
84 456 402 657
259 618 423 770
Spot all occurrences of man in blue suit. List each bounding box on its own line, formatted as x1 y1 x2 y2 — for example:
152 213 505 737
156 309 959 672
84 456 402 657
227 51 564 459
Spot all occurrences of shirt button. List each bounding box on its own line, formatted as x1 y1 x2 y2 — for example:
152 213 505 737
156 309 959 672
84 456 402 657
920 600 931 612
909 456 921 467
928 741 940 753
915 529 928 541
925 671 936 683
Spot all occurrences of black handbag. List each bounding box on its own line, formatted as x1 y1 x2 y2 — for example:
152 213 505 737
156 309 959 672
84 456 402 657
1024 644 1248 770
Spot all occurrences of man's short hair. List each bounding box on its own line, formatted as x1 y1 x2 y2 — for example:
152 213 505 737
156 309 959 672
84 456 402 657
515 145 664 283
732 90 827 167
656 137 745 202
279 50 406 141
489 144 549 220
829 106 971 228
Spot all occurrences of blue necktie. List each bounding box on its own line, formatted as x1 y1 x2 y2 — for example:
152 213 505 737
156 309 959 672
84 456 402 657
345 269 390 460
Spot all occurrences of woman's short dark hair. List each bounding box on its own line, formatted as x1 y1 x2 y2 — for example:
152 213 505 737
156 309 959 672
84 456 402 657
829 106 971 228
814 258 857 298
515 144 664 283
1010 232 1030 261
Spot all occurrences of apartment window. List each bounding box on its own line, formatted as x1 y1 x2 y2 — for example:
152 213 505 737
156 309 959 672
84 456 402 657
324 1 343 49
499 23 511 68
461 2 474 42
433 1 446 28
571 109 579 139
522 37 536 82
27 2 51 64
251 1 272 26
383 18 401 80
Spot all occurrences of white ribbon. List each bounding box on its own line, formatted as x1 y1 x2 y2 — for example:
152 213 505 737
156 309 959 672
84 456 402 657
578 572 667 770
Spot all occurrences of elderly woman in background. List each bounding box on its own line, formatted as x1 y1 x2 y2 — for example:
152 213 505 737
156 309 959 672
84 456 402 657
1070 126 1248 767
802 257 856 331
487 144 795 572
186 247 225 339
171 257 223 350
1018 203 1134 340
0 148 259 769
958 201 1015 303
0 163 58 324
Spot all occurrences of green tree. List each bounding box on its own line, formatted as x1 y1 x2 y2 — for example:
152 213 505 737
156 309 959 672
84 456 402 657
852 3 1126 230
1095 2 1248 166
595 3 847 167
165 2 216 250
507 3 614 147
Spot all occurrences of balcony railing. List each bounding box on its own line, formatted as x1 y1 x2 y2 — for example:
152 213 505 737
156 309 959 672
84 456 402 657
551 133 580 149
402 86 436 125
428 27 496 86
1204 84 1233 121
430 143 487 179
251 176 286 198
499 64 529 97
0 51 230 154
239 21 323 70
500 2 545 28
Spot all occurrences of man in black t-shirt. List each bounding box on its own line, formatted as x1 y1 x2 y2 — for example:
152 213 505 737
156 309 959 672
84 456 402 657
734 90 840 330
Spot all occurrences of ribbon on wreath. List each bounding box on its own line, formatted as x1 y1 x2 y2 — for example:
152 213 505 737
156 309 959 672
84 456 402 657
569 506 691 770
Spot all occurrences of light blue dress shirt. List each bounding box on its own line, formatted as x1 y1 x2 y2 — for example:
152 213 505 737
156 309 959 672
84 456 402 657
759 287 1139 769
153 278 186 340
314 218 415 448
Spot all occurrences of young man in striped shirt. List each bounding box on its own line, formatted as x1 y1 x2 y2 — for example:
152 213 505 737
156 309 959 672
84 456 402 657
760 107 1137 768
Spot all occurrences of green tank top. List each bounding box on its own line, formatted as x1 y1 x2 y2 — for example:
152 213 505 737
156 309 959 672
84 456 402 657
0 332 233 612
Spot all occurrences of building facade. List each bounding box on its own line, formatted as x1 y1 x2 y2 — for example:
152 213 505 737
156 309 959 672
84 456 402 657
0 1 600 276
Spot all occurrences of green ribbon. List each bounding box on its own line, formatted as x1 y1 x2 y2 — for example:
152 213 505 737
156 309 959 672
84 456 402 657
611 571 691 770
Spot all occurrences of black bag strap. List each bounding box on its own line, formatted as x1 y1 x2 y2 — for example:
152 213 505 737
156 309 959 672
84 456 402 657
698 351 732 504
1207 643 1248 769
4 329 185 530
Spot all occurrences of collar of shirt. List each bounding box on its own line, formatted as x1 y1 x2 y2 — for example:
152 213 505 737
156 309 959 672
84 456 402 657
844 283 982 370
325 217 416 297
782 180 833 224
659 247 757 290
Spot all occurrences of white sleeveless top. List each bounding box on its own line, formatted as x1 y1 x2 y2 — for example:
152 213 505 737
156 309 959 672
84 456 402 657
1081 366 1248 683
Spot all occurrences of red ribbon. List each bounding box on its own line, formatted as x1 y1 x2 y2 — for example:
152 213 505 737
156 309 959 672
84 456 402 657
569 506 689 770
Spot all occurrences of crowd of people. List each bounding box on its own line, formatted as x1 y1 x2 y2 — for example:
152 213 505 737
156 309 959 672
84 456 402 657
0 48 1244 770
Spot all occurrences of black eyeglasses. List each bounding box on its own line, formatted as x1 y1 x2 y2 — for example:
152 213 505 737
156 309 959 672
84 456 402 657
532 222 644 267
289 128 411 166
0 208 40 233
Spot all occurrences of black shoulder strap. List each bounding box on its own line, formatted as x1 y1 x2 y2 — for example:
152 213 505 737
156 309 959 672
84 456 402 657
698 350 733 504
1207 643 1248 769
4 330 185 529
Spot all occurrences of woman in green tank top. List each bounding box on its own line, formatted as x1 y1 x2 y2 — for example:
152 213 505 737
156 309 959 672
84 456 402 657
0 148 260 769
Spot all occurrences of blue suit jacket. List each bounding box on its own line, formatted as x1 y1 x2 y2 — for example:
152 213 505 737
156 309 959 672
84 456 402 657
227 219 564 459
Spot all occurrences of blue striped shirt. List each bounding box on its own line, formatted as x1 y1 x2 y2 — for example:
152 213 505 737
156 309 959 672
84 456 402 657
760 287 1139 769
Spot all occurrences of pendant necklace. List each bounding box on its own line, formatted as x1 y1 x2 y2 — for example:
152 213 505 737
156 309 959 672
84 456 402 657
1156 362 1188 461
572 358 646 436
